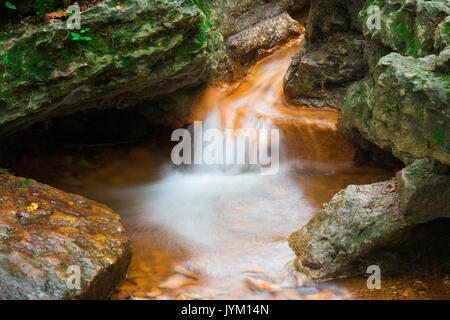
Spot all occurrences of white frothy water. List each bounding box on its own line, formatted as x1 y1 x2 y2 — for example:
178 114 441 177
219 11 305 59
130 38 318 281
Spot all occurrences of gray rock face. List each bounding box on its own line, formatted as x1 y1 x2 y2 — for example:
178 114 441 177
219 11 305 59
283 0 368 107
284 33 367 107
0 174 131 299
286 0 450 282
209 0 295 39
289 178 405 279
226 12 303 78
289 159 450 280
0 0 228 137
226 12 302 57
340 52 450 166
360 0 450 57
397 159 450 224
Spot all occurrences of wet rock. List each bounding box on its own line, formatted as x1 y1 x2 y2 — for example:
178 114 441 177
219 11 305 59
174 265 199 280
289 178 404 279
159 274 189 289
283 0 368 107
0 0 228 136
226 13 303 76
0 174 131 299
397 159 450 223
246 276 278 292
209 0 295 40
340 52 450 165
145 287 162 298
289 160 450 280
284 33 367 107
360 0 449 57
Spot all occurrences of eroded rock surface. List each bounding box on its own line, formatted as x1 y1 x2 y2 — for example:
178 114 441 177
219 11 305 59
340 52 450 165
0 174 131 299
289 159 450 279
337 0 450 165
283 0 367 107
226 12 303 77
284 33 367 107
0 0 306 137
0 0 227 136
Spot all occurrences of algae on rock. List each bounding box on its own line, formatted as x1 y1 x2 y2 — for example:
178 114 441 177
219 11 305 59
0 0 228 136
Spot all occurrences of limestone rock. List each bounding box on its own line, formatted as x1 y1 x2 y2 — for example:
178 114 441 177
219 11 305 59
0 0 227 136
289 178 405 279
284 33 367 107
226 12 303 77
397 158 450 224
283 0 368 107
289 159 450 280
340 52 450 165
0 174 131 299
360 0 450 57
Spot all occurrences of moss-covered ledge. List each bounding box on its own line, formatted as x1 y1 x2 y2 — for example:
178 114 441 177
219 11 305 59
0 0 228 137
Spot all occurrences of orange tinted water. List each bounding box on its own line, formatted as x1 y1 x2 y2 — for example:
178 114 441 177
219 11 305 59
14 36 449 300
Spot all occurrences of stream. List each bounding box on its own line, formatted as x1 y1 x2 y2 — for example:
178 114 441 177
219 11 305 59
14 36 449 300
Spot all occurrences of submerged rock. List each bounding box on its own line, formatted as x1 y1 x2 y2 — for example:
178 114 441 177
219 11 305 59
0 174 131 299
289 159 450 280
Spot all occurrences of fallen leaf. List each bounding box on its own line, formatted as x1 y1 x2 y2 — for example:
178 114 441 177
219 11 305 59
27 202 39 212
45 11 67 19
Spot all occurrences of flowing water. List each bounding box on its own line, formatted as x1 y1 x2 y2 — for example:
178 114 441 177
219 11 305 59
16 36 449 300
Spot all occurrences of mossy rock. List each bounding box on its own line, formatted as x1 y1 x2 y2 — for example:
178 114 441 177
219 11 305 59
340 52 450 165
0 0 228 136
360 0 450 57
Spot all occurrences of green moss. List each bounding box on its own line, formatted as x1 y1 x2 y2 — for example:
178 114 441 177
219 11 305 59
392 10 419 56
432 129 444 146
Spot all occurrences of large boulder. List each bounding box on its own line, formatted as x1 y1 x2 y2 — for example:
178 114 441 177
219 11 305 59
340 51 450 165
289 159 450 279
0 0 227 136
337 0 450 166
0 174 131 299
